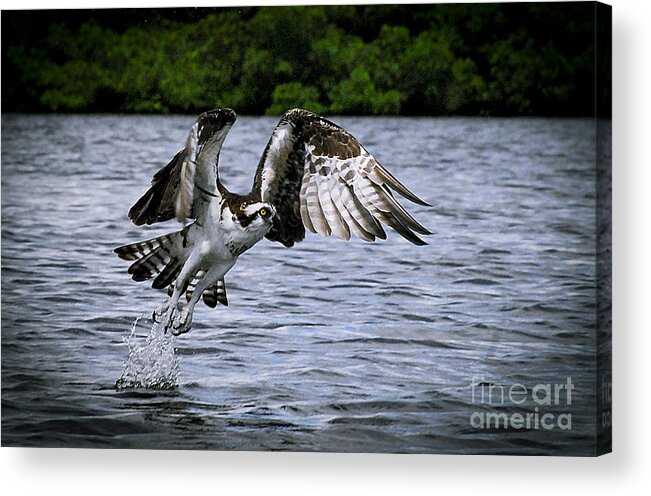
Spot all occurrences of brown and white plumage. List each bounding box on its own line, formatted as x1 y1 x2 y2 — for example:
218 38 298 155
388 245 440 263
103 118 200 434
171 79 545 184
128 109 234 226
115 108 430 335
252 108 431 247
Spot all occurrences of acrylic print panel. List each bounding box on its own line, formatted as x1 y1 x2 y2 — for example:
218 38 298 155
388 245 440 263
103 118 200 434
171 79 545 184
1 2 611 455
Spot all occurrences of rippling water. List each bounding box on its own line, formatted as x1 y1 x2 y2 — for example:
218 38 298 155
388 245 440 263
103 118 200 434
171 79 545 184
2 114 600 454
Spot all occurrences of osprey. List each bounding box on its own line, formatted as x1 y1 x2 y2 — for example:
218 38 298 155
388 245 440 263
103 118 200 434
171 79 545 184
115 108 431 335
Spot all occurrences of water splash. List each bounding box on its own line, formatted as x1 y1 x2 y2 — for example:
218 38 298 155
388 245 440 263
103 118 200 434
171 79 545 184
116 313 179 389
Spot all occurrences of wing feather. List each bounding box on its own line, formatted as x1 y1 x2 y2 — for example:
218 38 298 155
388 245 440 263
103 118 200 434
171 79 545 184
128 149 184 225
324 175 352 241
304 176 330 236
377 184 432 235
371 164 431 207
316 174 350 240
299 172 316 234
354 179 431 239
354 181 427 246
128 109 236 226
176 151 197 222
251 108 430 247
337 181 383 241
329 177 368 242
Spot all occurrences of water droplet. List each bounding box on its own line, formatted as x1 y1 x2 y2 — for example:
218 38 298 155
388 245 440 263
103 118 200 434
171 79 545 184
116 313 179 390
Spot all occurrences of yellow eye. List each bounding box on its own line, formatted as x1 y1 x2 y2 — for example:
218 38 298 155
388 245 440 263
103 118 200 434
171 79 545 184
259 208 268 217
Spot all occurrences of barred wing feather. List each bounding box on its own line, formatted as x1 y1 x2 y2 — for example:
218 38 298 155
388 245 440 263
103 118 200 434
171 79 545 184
252 108 431 247
128 109 236 226
128 148 184 226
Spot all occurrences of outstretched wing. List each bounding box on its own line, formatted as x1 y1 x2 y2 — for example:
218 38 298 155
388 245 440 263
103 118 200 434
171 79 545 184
251 108 431 247
128 108 237 225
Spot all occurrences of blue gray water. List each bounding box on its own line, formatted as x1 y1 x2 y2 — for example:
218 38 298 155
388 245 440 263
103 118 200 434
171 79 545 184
2 114 599 454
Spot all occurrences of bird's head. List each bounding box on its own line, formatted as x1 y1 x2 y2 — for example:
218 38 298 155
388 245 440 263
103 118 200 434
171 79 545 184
233 201 277 237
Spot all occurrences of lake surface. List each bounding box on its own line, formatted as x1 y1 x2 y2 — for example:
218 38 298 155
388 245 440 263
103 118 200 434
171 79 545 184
2 114 600 454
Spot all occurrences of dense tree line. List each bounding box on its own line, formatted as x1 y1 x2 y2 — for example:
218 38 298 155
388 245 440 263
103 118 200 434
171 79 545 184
2 3 602 116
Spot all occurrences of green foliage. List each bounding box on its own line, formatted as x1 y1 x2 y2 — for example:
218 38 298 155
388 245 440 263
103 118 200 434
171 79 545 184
2 4 599 115
329 68 404 115
267 83 326 115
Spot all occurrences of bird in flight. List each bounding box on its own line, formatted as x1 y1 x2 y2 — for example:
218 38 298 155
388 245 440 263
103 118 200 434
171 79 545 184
115 108 431 335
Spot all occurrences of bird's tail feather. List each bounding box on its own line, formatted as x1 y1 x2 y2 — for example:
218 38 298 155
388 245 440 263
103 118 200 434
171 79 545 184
202 279 228 308
114 226 191 289
171 272 228 308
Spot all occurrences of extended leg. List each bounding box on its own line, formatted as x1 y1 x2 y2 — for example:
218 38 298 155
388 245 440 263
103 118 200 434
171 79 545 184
169 262 235 335
160 250 203 334
169 270 214 335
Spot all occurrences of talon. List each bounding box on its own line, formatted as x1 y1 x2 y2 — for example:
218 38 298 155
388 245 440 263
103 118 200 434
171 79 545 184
157 305 177 334
170 310 192 336
170 322 190 336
